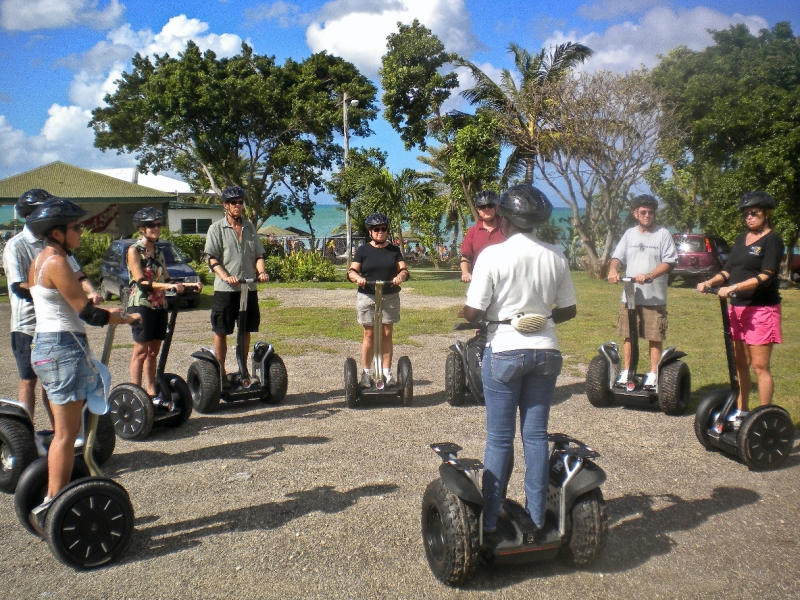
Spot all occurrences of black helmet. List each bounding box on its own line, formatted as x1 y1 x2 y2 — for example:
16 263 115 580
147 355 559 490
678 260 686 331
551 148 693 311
738 191 776 210
133 207 164 229
474 190 498 208
27 198 87 236
16 189 54 218
222 186 245 201
631 194 658 210
365 213 390 229
497 185 552 229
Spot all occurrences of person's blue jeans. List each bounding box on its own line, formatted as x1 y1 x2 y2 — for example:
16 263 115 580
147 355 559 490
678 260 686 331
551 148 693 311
481 347 563 530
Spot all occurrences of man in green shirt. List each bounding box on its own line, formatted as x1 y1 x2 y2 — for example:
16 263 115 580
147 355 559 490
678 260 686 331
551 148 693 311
204 186 269 381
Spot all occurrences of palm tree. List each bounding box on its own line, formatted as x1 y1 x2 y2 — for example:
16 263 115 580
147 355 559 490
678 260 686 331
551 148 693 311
417 146 469 258
457 42 593 184
368 168 433 249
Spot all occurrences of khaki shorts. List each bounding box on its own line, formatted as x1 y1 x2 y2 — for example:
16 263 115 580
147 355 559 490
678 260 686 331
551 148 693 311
357 292 401 326
617 303 667 342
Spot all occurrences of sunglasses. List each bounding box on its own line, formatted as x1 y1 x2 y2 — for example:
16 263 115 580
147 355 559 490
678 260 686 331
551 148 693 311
371 227 388 233
743 209 764 217
478 204 496 209
146 223 163 229
227 200 245 205
69 223 84 233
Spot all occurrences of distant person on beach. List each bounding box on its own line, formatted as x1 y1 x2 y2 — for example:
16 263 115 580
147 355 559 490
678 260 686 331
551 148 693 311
460 190 506 283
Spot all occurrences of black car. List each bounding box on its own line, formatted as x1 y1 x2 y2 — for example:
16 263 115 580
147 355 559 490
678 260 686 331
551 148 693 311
100 239 201 308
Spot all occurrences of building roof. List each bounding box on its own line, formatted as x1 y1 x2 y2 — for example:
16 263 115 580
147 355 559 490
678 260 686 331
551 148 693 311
93 168 194 195
0 161 174 203
259 224 297 237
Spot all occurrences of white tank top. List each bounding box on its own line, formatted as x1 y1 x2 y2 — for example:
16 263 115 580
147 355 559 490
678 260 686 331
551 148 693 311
30 254 86 334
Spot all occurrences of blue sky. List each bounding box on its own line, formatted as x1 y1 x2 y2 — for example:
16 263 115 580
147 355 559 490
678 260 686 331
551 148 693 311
0 0 797 203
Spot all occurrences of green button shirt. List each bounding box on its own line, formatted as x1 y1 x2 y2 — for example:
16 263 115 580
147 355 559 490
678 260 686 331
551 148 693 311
204 217 265 292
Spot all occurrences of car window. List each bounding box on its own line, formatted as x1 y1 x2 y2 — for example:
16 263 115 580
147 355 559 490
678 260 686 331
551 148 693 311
677 238 704 253
158 243 185 264
714 239 730 254
104 245 116 262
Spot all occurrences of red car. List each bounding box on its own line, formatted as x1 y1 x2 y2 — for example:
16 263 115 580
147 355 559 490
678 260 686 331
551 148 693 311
670 234 730 285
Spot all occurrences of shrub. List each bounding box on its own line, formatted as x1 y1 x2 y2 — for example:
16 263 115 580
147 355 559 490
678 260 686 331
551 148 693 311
74 231 112 266
270 251 338 282
189 260 215 285
81 257 104 285
264 256 282 281
172 234 206 263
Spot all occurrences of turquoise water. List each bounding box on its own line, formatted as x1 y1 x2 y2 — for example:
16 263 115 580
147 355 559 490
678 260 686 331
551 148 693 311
262 205 577 240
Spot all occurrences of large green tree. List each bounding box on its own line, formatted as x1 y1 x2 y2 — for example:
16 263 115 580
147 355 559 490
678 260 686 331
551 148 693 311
651 22 800 274
91 42 377 228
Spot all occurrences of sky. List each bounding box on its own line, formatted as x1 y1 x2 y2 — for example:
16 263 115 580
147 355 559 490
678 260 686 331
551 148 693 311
0 0 797 203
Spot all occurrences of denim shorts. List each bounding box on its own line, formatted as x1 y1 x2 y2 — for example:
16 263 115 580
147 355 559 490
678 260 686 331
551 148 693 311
10 332 35 380
31 332 94 405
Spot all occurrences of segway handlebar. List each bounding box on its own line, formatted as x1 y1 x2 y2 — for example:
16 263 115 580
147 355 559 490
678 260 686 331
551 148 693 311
453 321 486 331
236 278 256 285
703 287 737 298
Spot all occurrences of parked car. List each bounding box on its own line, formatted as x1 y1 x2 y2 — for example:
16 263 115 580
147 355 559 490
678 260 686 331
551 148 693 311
670 233 730 285
100 239 201 308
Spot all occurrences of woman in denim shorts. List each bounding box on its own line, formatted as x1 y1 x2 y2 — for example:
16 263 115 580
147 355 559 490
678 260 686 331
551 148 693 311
698 191 783 425
26 199 139 528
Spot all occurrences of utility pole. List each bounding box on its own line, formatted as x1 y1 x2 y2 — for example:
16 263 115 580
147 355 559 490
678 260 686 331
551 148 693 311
343 91 358 264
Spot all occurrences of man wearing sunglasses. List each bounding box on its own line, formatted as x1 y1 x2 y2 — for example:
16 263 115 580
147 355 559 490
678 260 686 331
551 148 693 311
460 190 506 283
204 186 269 382
607 194 678 388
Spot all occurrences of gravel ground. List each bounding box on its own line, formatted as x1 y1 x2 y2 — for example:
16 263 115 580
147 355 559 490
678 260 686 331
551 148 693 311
1 287 799 600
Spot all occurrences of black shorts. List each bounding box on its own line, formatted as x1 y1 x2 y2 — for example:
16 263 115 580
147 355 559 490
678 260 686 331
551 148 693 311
129 306 169 343
11 332 35 380
211 290 260 335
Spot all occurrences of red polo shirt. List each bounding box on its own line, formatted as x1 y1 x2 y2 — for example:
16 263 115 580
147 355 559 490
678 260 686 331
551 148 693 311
460 220 506 264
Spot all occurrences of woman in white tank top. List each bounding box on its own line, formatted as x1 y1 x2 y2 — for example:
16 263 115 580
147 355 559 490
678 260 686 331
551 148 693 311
25 199 139 528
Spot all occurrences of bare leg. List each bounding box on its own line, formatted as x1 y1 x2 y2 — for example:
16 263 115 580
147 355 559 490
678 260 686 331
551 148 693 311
47 401 83 498
19 378 36 418
242 332 251 368
361 326 375 371
41 387 54 430
732 340 751 412
130 341 148 387
749 344 774 406
622 339 631 370
142 340 162 396
382 324 393 369
649 341 663 373
214 333 228 378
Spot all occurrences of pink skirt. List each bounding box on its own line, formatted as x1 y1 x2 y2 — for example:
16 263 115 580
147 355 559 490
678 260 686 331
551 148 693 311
728 304 782 345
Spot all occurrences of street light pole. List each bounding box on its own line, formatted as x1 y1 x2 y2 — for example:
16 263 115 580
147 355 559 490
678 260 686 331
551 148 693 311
343 91 358 264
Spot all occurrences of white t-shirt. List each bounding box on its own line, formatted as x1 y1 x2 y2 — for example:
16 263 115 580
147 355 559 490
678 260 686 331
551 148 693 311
466 233 577 352
611 226 677 306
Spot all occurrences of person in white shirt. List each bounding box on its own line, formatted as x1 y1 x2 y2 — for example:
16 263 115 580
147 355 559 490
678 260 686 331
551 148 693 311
463 184 577 546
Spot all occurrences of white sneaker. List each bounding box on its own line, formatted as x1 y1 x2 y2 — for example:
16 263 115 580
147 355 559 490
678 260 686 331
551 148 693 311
644 372 657 388
616 369 628 384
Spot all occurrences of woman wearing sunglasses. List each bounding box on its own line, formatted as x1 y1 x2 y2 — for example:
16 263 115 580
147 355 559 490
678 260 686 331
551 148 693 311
347 213 409 388
697 192 783 422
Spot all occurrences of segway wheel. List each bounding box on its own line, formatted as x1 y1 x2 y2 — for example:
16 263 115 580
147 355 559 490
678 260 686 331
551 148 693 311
658 360 690 415
45 478 134 569
108 384 154 440
398 356 413 407
421 479 480 586
14 457 90 536
586 356 614 407
694 390 729 451
560 487 608 567
344 358 360 409
445 352 466 407
92 413 117 465
187 360 221 413
161 374 193 428
262 355 288 405
737 405 795 471
0 418 38 494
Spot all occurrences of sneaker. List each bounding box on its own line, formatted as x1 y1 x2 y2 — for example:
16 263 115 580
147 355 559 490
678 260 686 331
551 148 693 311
359 371 373 388
616 369 628 384
643 372 657 388
482 529 503 550
30 497 53 534
386 375 396 387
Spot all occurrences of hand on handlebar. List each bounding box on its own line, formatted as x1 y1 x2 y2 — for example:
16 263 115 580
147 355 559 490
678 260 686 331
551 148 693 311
356 276 366 288
461 273 472 283
607 270 620 284
696 281 711 294
257 272 269 283
223 274 240 286
633 273 652 284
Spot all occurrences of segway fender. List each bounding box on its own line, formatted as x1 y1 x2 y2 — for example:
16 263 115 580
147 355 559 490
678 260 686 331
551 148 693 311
564 463 606 510
658 346 687 366
0 398 33 423
599 343 620 366
439 464 483 506
191 349 219 365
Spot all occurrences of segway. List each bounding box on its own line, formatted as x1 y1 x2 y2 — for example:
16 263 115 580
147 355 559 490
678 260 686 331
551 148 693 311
445 323 486 406
13 325 135 569
586 277 690 415
694 288 794 470
107 290 195 439
187 278 288 413
421 434 607 586
344 280 413 408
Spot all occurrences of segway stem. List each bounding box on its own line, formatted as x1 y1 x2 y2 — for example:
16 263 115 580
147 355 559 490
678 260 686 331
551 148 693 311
706 288 740 423
236 278 256 385
86 323 117 477
372 280 385 388
623 279 639 382
156 299 181 378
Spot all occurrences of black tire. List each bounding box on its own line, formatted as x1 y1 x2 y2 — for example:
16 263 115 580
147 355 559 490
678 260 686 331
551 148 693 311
738 405 795 470
398 356 413 407
658 360 690 415
187 298 199 308
586 356 614 408
561 487 608 567
187 360 221 413
14 457 90 536
421 479 480 586
0 418 37 494
108 384 154 440
445 352 466 407
262 355 288 404
161 374 193 428
694 389 730 451
46 478 134 569
92 413 117 465
344 358 359 409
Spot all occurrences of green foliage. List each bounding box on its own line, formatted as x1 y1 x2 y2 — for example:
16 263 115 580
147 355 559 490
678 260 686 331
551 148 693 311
536 218 561 246
81 258 104 284
171 234 206 262
268 251 338 282
74 231 112 266
327 147 387 210
379 19 460 150
189 260 215 285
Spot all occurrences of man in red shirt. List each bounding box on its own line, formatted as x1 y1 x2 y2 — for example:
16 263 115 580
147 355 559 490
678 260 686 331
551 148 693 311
460 190 506 282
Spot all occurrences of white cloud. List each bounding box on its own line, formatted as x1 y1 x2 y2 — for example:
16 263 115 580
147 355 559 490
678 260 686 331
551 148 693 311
0 0 125 32
546 6 769 73
577 0 663 21
244 1 314 28
305 0 481 78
